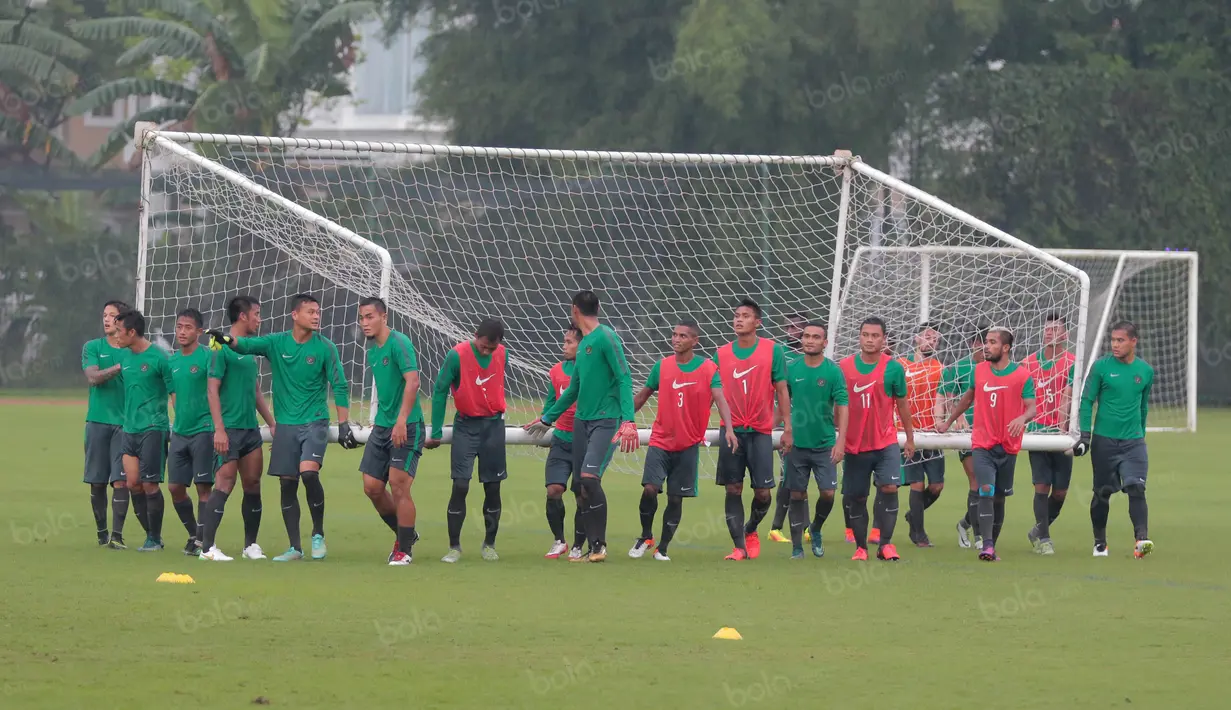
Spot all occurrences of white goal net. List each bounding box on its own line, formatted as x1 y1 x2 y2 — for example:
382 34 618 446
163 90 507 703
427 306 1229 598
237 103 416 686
136 130 1090 469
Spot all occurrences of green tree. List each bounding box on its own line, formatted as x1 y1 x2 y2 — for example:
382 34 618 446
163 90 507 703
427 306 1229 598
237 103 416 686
67 0 376 165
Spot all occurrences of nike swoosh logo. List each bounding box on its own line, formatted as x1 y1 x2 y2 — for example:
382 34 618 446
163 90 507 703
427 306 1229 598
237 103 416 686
680 487 692 492
281 354 292 358
733 366 757 379
312 454 322 458
1109 374 1120 377
476 375 495 385
672 380 695 390
237 356 246 360
906 369 923 377
853 382 874 393
793 378 804 382
172 368 180 373
559 387 567 396
982 383 1008 392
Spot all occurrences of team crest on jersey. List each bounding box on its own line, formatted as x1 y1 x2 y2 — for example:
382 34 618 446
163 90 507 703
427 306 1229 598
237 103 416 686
140 363 149 372
817 378 826 387
382 357 389 366
585 346 592 355
307 356 316 364
1134 375 1142 383
190 365 199 374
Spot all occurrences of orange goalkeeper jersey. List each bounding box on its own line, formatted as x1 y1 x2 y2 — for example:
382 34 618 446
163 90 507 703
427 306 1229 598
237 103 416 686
896 355 944 431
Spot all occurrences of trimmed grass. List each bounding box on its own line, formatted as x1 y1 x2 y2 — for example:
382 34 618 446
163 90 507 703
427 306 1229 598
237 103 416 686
1 399 1228 709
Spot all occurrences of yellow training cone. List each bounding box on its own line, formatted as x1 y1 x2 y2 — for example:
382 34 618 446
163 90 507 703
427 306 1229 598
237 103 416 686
175 574 196 584
713 627 742 640
156 573 174 583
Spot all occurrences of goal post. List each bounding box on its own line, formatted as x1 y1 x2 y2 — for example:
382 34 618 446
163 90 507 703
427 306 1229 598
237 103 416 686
134 128 1088 453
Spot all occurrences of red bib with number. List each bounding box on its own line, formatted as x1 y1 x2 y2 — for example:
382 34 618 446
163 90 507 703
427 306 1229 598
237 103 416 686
716 338 776 434
651 355 716 452
973 361 1031 454
452 342 506 417
548 361 575 433
840 353 897 454
1021 351 1074 430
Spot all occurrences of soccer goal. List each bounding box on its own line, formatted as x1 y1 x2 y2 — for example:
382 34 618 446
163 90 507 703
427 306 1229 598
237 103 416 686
848 246 1197 433
134 127 1089 452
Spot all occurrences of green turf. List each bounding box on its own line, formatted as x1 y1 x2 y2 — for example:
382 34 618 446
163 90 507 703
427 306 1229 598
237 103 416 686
2 399 1228 708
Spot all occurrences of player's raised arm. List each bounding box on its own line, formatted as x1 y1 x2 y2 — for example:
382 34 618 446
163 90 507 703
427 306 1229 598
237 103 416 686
427 348 461 446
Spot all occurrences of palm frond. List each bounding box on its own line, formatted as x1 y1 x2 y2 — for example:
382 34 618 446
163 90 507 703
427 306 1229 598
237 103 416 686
288 1 377 60
65 78 197 117
0 21 90 60
69 17 204 52
115 35 206 67
0 44 77 86
0 113 88 170
88 102 192 168
122 0 245 68
244 43 271 82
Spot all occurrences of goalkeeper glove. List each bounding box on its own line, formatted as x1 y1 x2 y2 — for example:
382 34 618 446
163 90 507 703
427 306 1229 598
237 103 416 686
207 329 234 350
1072 431 1091 457
337 420 360 449
524 419 552 438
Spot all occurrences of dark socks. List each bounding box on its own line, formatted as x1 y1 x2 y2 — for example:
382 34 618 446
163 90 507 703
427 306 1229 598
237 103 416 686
280 478 302 551
639 492 658 539
146 490 165 541
965 490 978 529
771 483 790 530
724 493 746 550
380 512 398 533
482 481 502 547
397 525 418 553
173 497 196 539
1126 487 1149 540
1090 490 1111 544
241 491 262 547
659 497 683 553
922 488 940 508
201 489 229 550
573 496 587 549
788 497 809 549
546 496 566 542
812 496 834 533
196 499 207 543
992 497 1005 545
110 486 129 538
843 501 852 531
132 491 149 534
745 494 771 534
976 496 994 547
1033 492 1050 539
90 484 108 538
580 477 607 548
874 490 899 544
301 473 325 537
908 489 925 538
447 484 468 548
844 495 869 548
1047 494 1065 524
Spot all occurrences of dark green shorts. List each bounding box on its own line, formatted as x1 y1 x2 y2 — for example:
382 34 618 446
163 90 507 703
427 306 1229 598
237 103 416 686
360 422 425 481
574 418 619 480
168 432 215 486
783 447 838 492
83 422 124 485
450 417 507 483
903 449 945 485
122 430 169 483
1029 451 1073 489
217 427 263 467
544 435 574 489
268 420 329 478
842 444 901 496
973 446 1017 496
715 431 775 489
1091 435 1147 493
641 445 700 497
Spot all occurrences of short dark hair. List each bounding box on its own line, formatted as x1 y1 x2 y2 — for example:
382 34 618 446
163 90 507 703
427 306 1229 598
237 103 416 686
226 296 259 324
988 326 1014 348
1045 311 1065 324
736 298 762 319
970 327 988 344
103 300 130 313
475 318 505 343
176 307 204 328
1111 320 1138 339
788 311 810 323
803 321 828 336
290 294 318 312
676 318 700 336
564 325 582 341
860 316 886 335
115 309 146 337
359 296 387 314
572 290 599 317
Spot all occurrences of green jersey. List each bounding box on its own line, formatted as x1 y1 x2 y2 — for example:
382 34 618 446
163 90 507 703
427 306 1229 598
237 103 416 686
543 324 635 424
784 349 802 367
1079 355 1153 439
940 357 977 425
121 344 173 434
208 346 261 430
232 331 349 425
82 337 128 425
170 345 213 436
368 330 423 428
787 356 848 449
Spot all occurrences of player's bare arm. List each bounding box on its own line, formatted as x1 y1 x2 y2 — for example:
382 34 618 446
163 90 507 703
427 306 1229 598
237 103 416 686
711 386 739 453
392 370 420 448
208 377 228 455
633 385 655 413
938 388 976 433
774 379 793 453
896 394 916 459
1008 397 1037 438
832 403 849 464
255 381 274 437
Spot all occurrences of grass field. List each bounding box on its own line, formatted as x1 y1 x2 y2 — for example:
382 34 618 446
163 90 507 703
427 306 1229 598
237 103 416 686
2 395 1228 709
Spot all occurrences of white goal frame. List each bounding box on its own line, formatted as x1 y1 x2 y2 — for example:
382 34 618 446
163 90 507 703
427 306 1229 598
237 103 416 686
134 126 1090 450
852 245 1197 433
